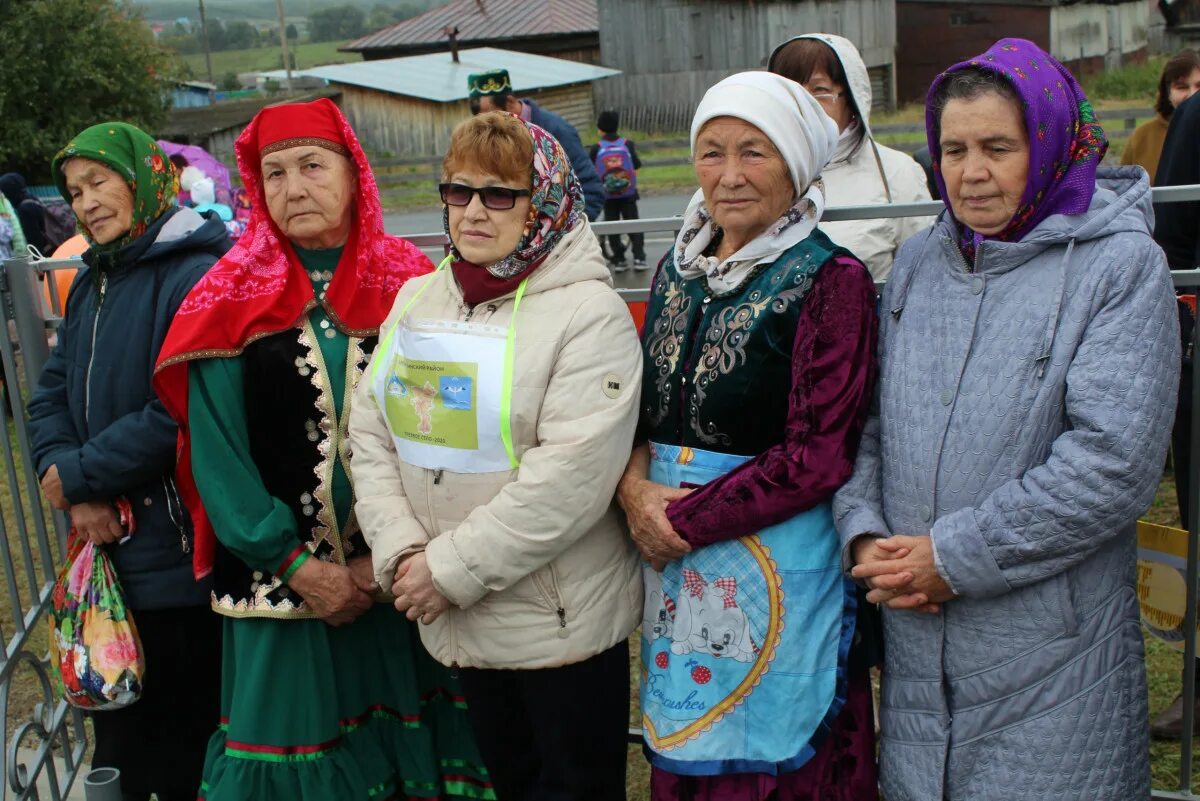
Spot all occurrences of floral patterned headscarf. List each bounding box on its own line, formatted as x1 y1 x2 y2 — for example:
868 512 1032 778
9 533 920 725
926 39 1108 261
52 122 178 254
444 117 584 280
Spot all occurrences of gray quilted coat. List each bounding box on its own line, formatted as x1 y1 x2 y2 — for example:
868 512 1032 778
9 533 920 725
834 167 1178 801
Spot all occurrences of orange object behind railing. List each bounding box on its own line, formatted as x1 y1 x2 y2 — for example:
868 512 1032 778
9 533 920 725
1181 293 1197 319
627 301 648 335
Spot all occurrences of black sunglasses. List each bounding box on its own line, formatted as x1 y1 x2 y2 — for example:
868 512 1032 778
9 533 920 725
439 182 531 210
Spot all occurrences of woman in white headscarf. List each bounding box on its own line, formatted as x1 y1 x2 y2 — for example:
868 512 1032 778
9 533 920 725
769 33 933 280
616 72 881 800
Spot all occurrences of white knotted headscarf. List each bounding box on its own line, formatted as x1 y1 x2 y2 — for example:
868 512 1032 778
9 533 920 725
675 71 839 294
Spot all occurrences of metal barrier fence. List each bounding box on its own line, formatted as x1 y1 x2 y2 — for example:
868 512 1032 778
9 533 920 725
0 184 1196 799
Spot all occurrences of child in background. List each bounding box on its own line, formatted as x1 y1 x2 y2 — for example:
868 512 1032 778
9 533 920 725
590 110 648 272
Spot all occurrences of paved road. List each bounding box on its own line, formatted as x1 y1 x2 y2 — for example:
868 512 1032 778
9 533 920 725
383 192 695 291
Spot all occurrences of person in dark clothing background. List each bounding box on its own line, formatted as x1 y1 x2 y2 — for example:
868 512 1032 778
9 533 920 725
589 110 647 272
0 172 50 254
1152 90 1200 739
1155 92 1200 270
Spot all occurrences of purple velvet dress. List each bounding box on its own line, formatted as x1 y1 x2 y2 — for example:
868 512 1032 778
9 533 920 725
640 251 880 801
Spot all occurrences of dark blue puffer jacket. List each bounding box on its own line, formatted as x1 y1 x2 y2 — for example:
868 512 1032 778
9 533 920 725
28 206 229 610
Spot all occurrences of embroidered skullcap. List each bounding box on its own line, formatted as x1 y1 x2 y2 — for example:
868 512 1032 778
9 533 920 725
468 69 512 99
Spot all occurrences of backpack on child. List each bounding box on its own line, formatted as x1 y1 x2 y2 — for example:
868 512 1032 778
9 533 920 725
594 138 637 200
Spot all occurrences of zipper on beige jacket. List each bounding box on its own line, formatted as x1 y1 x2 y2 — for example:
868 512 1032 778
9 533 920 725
532 566 569 638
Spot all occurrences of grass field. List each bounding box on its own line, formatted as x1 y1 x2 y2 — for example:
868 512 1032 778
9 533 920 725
180 39 354 80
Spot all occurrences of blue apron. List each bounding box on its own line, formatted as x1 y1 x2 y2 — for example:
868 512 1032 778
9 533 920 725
640 442 856 776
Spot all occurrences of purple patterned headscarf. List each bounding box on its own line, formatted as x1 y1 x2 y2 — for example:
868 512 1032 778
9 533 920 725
925 38 1108 259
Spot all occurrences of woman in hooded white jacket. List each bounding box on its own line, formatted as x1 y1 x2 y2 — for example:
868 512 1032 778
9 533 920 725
770 33 934 280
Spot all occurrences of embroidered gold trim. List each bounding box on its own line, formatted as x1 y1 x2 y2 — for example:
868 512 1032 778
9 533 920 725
299 319 346 565
210 590 318 619
153 302 320 374
259 137 350 158
338 336 366 552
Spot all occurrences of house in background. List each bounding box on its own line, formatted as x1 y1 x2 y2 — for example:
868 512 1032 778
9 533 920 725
594 0 898 132
342 0 601 64
171 81 217 109
1151 0 1200 51
896 0 1150 103
259 47 619 158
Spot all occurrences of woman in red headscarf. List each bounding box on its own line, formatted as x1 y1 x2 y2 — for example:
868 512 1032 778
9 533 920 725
155 99 494 801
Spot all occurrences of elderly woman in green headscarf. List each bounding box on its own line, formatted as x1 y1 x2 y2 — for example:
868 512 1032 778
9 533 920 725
28 122 231 801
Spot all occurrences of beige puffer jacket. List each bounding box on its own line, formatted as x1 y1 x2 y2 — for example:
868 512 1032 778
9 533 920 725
348 221 643 670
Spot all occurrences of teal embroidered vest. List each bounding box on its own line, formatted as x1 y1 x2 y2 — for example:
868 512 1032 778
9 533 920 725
639 230 848 456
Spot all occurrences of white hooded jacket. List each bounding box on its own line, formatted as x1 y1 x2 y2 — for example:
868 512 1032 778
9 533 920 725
772 34 933 280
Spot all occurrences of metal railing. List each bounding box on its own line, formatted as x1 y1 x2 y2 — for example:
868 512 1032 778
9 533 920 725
0 184 1197 799
0 254 85 800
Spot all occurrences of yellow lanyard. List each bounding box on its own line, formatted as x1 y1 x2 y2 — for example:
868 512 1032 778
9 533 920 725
374 255 526 469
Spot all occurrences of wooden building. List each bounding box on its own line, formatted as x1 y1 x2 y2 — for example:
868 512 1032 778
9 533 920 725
260 47 619 158
343 0 601 64
1152 0 1200 52
897 0 1150 103
595 0 898 132
157 89 340 160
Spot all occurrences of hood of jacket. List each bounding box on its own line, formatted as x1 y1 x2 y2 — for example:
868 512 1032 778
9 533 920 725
771 33 876 138
84 206 229 274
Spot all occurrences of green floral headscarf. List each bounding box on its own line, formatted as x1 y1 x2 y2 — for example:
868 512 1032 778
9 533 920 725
52 122 178 253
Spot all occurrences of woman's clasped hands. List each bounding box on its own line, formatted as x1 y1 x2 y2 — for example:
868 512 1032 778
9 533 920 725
851 534 956 614
288 556 376 626
617 477 693 572
392 552 451 625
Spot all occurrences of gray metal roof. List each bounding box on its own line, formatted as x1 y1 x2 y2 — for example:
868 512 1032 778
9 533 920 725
344 0 597 53
259 47 619 103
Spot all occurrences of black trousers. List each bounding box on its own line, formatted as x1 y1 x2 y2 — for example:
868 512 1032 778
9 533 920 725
603 198 645 261
91 605 221 800
458 639 630 801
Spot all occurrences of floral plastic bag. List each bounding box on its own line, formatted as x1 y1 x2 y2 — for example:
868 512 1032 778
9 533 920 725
49 509 144 710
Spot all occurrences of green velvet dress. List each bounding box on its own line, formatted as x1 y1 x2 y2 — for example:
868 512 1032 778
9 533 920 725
189 246 494 801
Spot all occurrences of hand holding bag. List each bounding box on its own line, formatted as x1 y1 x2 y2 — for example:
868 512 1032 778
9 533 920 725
49 499 145 710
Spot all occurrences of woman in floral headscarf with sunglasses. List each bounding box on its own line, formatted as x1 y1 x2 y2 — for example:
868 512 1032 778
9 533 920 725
350 111 644 800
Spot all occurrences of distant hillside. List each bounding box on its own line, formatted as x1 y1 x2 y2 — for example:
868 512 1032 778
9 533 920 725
134 0 446 24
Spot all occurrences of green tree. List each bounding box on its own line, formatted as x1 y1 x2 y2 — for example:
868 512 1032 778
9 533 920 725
309 5 365 42
367 3 397 32
204 17 227 52
286 23 298 40
218 71 241 92
0 0 180 182
224 20 259 50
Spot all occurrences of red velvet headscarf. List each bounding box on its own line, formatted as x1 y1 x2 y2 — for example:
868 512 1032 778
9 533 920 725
154 98 433 579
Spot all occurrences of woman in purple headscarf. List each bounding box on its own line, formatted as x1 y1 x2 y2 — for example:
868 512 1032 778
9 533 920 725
834 38 1176 800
